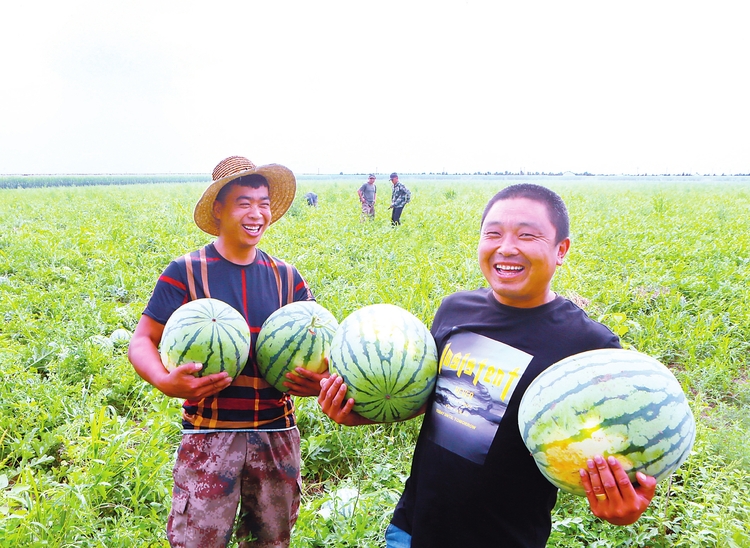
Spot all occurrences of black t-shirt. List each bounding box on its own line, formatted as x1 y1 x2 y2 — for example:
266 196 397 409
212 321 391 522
391 289 620 548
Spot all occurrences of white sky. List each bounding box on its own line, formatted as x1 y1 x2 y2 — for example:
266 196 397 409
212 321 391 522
1 1 747 175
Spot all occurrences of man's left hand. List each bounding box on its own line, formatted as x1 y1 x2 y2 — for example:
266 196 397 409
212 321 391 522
580 455 657 525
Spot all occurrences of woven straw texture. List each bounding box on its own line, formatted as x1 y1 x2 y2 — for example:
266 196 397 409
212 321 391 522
194 156 297 236
212 156 256 181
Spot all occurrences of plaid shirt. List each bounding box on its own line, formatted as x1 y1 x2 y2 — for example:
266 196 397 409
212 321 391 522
391 182 411 208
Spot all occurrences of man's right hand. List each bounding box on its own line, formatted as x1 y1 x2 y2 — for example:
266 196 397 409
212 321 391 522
317 374 374 426
158 362 233 400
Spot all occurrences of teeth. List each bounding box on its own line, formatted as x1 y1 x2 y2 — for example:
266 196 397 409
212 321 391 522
243 225 261 233
496 265 523 271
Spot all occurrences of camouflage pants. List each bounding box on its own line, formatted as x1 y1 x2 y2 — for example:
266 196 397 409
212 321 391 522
167 429 301 548
361 202 375 219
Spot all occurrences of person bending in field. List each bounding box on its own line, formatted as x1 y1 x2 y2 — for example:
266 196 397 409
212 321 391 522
304 191 318 207
129 156 327 548
387 172 411 226
318 184 657 548
357 174 377 220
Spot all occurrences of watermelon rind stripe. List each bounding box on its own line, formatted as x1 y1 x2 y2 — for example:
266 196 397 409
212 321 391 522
160 298 251 379
255 302 339 392
329 304 437 422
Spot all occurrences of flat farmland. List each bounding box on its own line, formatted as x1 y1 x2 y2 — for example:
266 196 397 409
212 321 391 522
1 175 748 547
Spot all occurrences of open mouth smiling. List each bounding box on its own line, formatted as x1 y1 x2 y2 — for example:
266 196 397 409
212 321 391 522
495 264 524 274
495 264 523 274
242 224 262 234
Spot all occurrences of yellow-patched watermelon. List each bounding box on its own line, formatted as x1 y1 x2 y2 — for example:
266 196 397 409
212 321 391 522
518 348 696 496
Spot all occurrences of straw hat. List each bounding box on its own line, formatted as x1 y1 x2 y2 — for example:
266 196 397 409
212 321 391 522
193 156 296 236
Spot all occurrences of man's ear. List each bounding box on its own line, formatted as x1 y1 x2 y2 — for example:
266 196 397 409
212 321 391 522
556 237 571 265
212 199 222 220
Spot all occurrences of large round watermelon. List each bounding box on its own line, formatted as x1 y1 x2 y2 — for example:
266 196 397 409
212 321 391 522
160 298 251 379
518 348 695 496
256 301 339 392
329 303 438 423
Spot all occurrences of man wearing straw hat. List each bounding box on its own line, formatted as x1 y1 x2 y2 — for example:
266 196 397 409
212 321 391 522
129 156 325 548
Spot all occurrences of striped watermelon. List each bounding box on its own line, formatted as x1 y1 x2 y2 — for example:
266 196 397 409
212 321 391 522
160 298 251 379
518 348 695 496
256 301 339 392
329 304 438 422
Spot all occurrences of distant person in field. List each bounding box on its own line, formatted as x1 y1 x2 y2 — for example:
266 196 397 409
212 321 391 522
387 172 411 226
318 183 657 548
128 155 327 548
357 174 377 220
304 191 318 207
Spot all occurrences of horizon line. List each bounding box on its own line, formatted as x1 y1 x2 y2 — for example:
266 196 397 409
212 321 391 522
2 171 749 177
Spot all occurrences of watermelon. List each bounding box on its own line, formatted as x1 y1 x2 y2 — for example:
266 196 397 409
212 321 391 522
256 301 339 392
110 328 132 346
329 303 438 422
88 334 114 353
518 348 696 496
159 298 251 379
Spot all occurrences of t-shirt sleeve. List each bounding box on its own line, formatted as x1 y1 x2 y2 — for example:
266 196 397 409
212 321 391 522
291 266 315 302
142 259 190 325
599 328 622 349
430 295 453 347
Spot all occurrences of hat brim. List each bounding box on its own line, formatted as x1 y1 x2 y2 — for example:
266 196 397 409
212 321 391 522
193 164 296 236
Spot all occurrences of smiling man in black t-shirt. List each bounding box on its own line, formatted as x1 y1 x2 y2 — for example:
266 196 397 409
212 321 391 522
318 184 657 548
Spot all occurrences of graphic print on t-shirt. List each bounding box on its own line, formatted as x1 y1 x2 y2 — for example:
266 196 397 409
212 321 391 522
426 329 533 464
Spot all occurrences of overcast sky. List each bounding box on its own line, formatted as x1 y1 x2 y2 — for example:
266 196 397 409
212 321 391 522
1 1 747 176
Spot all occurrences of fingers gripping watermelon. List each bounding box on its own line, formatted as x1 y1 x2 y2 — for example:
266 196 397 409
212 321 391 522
160 298 251 379
329 304 438 423
256 301 339 392
518 348 696 496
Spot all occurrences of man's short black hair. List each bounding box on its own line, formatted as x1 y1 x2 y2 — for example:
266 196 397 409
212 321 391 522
215 174 269 204
480 184 570 243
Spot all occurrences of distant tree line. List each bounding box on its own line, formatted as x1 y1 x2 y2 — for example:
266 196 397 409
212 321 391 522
3 172 748 190
422 171 750 177
0 174 209 189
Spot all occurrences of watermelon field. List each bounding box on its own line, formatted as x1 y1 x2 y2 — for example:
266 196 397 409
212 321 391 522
1 175 749 547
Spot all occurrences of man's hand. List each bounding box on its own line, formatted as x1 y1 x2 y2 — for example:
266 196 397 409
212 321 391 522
158 362 233 400
283 366 330 397
580 455 657 525
317 374 374 426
